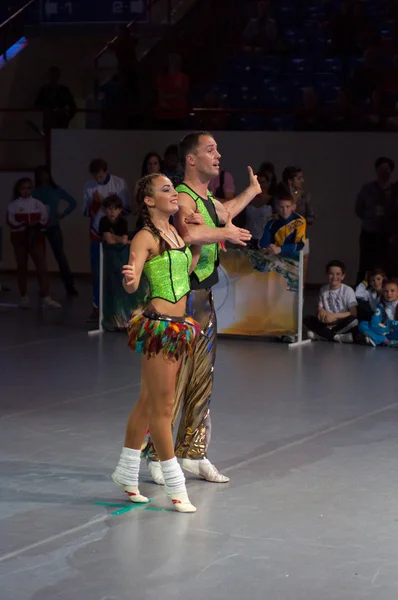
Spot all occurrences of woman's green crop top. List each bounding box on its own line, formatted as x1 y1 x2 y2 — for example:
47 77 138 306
143 246 192 303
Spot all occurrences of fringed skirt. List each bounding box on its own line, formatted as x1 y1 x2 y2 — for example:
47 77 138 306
127 308 201 361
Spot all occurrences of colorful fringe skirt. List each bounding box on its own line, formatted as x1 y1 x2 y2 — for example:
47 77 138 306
127 308 201 360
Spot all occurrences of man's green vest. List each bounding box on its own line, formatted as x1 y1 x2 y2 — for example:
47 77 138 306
176 183 219 282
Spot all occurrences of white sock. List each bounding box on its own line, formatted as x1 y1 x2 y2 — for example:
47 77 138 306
160 457 187 495
114 447 141 486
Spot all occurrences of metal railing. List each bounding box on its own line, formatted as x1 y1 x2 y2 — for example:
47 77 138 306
0 108 50 171
0 0 37 63
93 0 173 97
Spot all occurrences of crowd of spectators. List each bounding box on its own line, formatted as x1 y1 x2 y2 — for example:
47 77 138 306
3 134 398 347
189 0 398 131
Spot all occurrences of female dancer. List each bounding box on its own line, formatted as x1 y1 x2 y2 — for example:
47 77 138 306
112 173 201 513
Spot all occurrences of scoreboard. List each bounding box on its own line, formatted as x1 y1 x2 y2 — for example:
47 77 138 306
40 1 149 24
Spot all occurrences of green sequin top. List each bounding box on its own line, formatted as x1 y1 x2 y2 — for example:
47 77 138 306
143 246 192 303
176 183 219 283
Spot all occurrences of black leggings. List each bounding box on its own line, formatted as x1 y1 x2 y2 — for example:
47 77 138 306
304 315 357 341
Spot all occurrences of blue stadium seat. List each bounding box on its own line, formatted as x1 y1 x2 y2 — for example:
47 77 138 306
266 115 296 131
230 114 266 131
287 57 312 73
313 72 339 89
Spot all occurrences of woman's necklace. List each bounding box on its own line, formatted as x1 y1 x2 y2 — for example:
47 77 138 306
159 228 180 247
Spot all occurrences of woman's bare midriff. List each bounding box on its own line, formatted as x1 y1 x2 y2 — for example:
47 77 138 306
148 295 188 318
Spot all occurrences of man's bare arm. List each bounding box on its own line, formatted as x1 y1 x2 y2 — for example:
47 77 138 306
175 193 251 246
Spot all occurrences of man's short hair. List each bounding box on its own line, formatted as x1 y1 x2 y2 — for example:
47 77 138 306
89 158 108 174
164 144 179 158
179 131 212 167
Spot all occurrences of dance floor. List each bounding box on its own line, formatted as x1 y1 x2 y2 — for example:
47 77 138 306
1 281 398 600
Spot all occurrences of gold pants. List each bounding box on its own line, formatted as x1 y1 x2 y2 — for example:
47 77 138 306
142 289 217 460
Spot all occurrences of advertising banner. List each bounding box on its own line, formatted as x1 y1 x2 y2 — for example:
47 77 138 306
213 249 299 337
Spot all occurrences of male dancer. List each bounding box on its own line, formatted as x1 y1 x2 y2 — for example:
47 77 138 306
144 131 261 483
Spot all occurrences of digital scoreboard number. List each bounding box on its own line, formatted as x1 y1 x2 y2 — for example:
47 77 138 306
40 1 148 24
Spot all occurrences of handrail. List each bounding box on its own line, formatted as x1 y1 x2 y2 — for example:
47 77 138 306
0 106 334 118
0 0 37 32
94 0 168 65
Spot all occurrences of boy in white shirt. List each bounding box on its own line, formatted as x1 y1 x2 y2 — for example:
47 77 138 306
83 159 131 321
304 260 358 343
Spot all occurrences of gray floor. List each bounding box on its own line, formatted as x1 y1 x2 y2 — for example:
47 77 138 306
1 279 398 600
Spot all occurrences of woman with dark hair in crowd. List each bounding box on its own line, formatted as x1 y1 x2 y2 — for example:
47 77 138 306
34 166 78 296
7 177 61 309
141 152 162 177
279 166 314 280
257 161 278 196
246 165 275 247
112 172 202 513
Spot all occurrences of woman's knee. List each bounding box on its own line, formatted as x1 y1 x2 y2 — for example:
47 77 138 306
149 394 175 420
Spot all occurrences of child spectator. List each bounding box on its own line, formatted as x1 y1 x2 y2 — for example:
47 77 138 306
259 193 306 258
358 279 398 347
99 195 129 245
7 177 61 309
304 260 358 343
83 159 131 322
355 268 385 321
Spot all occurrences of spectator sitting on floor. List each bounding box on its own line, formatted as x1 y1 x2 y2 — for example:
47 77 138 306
33 165 78 297
99 195 129 245
358 278 398 347
304 260 358 343
35 66 76 129
259 192 306 259
6 177 61 310
141 152 162 177
162 144 185 187
355 268 386 322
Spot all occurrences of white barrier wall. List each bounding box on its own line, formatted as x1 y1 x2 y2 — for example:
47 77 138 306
1 129 396 284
